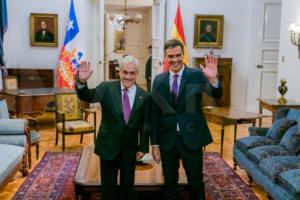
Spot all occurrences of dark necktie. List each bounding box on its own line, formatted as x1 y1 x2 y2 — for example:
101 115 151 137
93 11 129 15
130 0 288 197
122 88 131 124
172 74 179 103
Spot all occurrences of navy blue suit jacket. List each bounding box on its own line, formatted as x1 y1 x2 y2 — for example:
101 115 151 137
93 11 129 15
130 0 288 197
151 66 222 152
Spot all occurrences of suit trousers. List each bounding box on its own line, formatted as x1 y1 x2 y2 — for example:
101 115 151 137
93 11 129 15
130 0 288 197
100 149 136 200
146 80 151 93
160 134 205 200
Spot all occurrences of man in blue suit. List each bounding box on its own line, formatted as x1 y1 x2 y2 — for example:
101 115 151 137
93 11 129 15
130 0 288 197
151 39 222 200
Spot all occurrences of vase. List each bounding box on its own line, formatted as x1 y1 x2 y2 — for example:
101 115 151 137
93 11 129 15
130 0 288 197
277 79 288 104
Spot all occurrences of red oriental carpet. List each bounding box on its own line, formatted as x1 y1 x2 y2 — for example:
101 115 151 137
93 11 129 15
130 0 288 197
12 152 259 200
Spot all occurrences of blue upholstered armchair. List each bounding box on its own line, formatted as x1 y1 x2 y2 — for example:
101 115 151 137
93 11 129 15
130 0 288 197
0 96 29 190
0 96 40 169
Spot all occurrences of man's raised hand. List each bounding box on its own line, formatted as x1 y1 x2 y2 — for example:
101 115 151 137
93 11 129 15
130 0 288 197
199 54 218 84
78 61 93 83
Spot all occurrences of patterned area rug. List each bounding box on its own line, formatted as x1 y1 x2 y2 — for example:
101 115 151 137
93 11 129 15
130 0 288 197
12 151 80 200
204 152 259 200
13 152 259 200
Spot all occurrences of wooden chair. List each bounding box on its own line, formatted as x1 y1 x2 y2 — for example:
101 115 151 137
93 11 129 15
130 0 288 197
3 75 18 89
55 93 96 151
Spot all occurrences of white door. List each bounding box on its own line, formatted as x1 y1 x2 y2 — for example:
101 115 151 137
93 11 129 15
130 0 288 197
89 0 105 87
152 0 165 80
125 8 152 87
98 0 105 84
247 0 281 112
258 0 281 99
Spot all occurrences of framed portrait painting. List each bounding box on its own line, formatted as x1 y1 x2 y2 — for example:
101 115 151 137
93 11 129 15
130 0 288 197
30 13 58 47
193 15 224 48
114 30 125 53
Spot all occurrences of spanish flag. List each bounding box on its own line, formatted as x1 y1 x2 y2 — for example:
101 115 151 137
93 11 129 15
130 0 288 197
163 2 189 72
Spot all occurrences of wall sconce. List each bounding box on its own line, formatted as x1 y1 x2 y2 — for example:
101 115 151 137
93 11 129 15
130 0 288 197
289 22 300 58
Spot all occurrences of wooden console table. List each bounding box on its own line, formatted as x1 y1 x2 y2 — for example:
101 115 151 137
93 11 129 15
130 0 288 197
204 107 262 156
73 146 189 199
257 98 300 126
1 88 75 116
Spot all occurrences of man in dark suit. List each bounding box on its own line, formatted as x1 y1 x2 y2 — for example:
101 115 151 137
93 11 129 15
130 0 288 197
76 55 150 200
151 39 222 200
145 45 152 93
35 20 54 43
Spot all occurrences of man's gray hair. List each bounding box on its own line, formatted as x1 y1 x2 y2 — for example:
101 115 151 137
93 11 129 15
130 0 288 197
120 55 140 73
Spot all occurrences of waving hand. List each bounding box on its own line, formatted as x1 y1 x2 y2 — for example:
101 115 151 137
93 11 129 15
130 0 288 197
199 54 218 84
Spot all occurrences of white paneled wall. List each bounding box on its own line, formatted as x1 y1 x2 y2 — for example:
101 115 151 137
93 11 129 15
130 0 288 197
277 0 300 102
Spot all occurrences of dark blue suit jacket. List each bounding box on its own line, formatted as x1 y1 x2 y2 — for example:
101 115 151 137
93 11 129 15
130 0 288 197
151 66 222 152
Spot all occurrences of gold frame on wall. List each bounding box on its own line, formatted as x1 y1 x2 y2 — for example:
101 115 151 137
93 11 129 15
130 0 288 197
193 15 224 48
114 30 125 53
30 13 58 47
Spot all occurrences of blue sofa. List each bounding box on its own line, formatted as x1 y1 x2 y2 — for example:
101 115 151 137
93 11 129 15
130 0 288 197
233 107 300 200
0 96 29 190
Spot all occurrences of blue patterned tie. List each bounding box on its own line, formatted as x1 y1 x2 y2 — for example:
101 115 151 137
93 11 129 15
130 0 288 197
172 74 178 103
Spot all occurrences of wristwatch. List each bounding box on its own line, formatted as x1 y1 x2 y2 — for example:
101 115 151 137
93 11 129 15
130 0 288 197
75 74 87 85
77 79 87 85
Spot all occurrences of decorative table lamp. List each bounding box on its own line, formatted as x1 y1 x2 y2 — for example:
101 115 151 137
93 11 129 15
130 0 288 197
277 79 288 104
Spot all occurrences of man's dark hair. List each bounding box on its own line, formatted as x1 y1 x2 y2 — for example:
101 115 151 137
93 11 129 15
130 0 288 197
148 45 152 49
164 39 184 54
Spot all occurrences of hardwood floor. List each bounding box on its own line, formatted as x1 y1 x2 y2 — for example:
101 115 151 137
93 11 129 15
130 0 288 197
0 108 271 200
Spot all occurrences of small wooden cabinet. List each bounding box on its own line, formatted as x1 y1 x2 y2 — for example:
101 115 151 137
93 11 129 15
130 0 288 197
7 68 54 88
194 57 232 107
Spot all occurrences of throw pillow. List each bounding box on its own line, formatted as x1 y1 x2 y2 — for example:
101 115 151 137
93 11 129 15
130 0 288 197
266 118 297 143
280 124 300 154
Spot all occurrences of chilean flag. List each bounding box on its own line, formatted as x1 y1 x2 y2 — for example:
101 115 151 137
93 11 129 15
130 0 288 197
57 0 84 88
0 0 8 66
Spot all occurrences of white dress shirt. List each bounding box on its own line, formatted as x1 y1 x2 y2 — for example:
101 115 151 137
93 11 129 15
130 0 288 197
121 83 137 109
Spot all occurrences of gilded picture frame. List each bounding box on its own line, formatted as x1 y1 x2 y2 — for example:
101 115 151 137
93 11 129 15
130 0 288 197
193 15 224 48
30 13 58 47
114 30 125 53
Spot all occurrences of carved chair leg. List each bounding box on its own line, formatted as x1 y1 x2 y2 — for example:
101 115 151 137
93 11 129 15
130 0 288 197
80 134 83 143
233 158 237 170
55 130 59 146
247 173 253 187
28 148 32 169
36 143 39 160
21 165 28 177
63 134 65 152
21 156 28 176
